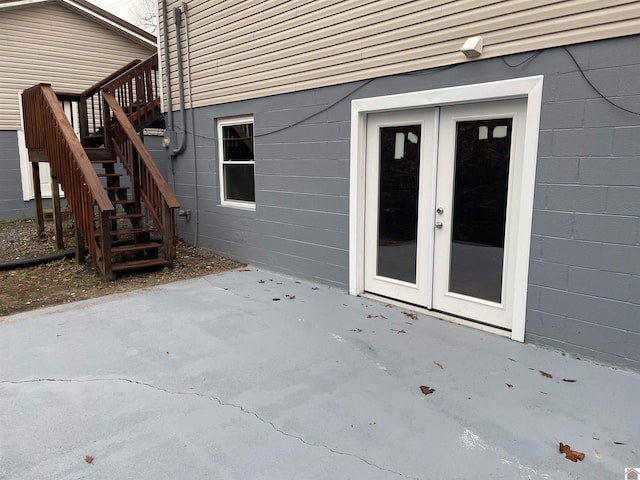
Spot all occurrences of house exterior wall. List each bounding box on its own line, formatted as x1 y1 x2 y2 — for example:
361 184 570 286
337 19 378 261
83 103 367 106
0 2 155 130
0 130 169 220
0 131 30 219
160 0 640 108
143 134 171 184
169 35 640 369
0 1 156 219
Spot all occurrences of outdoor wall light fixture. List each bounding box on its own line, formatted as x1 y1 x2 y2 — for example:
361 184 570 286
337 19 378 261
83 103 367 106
460 36 483 58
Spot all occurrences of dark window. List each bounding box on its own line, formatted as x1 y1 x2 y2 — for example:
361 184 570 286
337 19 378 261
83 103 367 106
219 118 255 204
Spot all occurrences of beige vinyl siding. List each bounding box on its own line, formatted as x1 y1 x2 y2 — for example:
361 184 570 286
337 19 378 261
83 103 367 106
161 0 640 108
0 2 155 130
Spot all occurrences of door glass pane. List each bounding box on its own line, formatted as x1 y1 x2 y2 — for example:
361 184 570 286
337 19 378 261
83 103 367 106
449 118 512 303
377 125 421 283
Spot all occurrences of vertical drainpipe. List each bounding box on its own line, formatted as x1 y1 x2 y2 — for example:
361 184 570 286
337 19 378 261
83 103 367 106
163 1 196 243
182 2 199 246
171 6 188 156
161 0 173 148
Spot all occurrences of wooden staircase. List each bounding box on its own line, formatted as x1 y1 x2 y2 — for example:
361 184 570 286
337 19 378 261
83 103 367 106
22 54 179 280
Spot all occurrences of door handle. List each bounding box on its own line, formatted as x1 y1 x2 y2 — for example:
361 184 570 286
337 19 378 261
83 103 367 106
435 222 443 229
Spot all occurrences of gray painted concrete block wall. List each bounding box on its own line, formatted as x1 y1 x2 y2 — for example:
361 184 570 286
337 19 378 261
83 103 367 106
0 131 170 222
0 131 33 220
526 38 640 369
169 35 640 368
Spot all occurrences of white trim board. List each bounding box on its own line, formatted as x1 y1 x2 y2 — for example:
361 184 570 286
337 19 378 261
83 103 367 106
349 76 543 342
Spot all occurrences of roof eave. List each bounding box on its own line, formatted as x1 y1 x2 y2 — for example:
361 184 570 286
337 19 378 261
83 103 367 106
0 0 156 47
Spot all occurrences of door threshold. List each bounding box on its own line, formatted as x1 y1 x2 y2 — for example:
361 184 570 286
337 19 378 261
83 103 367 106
362 291 512 339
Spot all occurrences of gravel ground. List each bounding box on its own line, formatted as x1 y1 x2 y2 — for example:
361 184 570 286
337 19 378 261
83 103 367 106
0 217 242 316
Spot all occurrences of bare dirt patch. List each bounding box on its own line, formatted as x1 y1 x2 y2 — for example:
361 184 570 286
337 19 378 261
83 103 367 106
0 218 242 317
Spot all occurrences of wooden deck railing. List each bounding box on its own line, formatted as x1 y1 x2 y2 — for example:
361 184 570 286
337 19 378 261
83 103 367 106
78 59 142 140
102 90 179 262
105 54 161 131
22 84 115 278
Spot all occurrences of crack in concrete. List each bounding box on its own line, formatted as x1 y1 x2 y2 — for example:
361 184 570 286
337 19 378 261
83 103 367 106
1 378 421 480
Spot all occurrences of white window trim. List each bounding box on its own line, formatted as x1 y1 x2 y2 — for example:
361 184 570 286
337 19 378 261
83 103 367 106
217 115 256 210
18 91 34 201
349 76 544 342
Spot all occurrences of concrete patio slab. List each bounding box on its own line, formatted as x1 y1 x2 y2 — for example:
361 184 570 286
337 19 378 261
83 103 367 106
1 267 639 479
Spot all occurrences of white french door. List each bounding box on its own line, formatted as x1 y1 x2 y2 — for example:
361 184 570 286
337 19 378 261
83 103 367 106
364 99 527 331
363 109 437 306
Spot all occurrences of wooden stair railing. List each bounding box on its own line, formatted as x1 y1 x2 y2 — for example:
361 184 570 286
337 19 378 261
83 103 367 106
102 90 179 262
78 59 142 143
105 54 161 131
22 53 174 279
22 83 115 279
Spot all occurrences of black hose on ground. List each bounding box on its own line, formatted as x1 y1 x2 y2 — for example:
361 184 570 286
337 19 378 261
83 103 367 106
0 236 162 272
0 250 76 271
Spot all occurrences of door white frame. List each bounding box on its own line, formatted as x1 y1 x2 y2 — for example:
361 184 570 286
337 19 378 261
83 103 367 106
363 108 438 306
349 76 543 342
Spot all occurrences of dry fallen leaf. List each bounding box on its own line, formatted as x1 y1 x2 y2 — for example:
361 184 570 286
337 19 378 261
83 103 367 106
594 450 601 458
559 442 585 462
401 311 418 320
562 379 577 383
367 314 387 319
506 383 514 388
285 295 296 300
540 370 553 379
258 280 266 284
295 281 302 284
351 328 363 333
614 441 626 445
391 329 407 334
420 385 435 395
434 361 444 370
238 268 251 272
311 287 319 291
84 455 94 464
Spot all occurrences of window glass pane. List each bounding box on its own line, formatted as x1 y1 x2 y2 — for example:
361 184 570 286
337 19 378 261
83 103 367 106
376 125 421 284
449 118 512 303
222 124 254 161
224 164 255 202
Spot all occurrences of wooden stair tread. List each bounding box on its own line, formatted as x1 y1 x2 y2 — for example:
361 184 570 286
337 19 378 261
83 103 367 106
97 173 123 178
112 258 168 272
106 227 152 236
84 147 114 161
96 227 151 237
93 212 144 221
112 199 136 205
111 213 144 220
111 242 162 254
90 159 117 164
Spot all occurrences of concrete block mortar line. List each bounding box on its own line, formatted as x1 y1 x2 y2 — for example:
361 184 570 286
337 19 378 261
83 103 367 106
0 377 420 480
